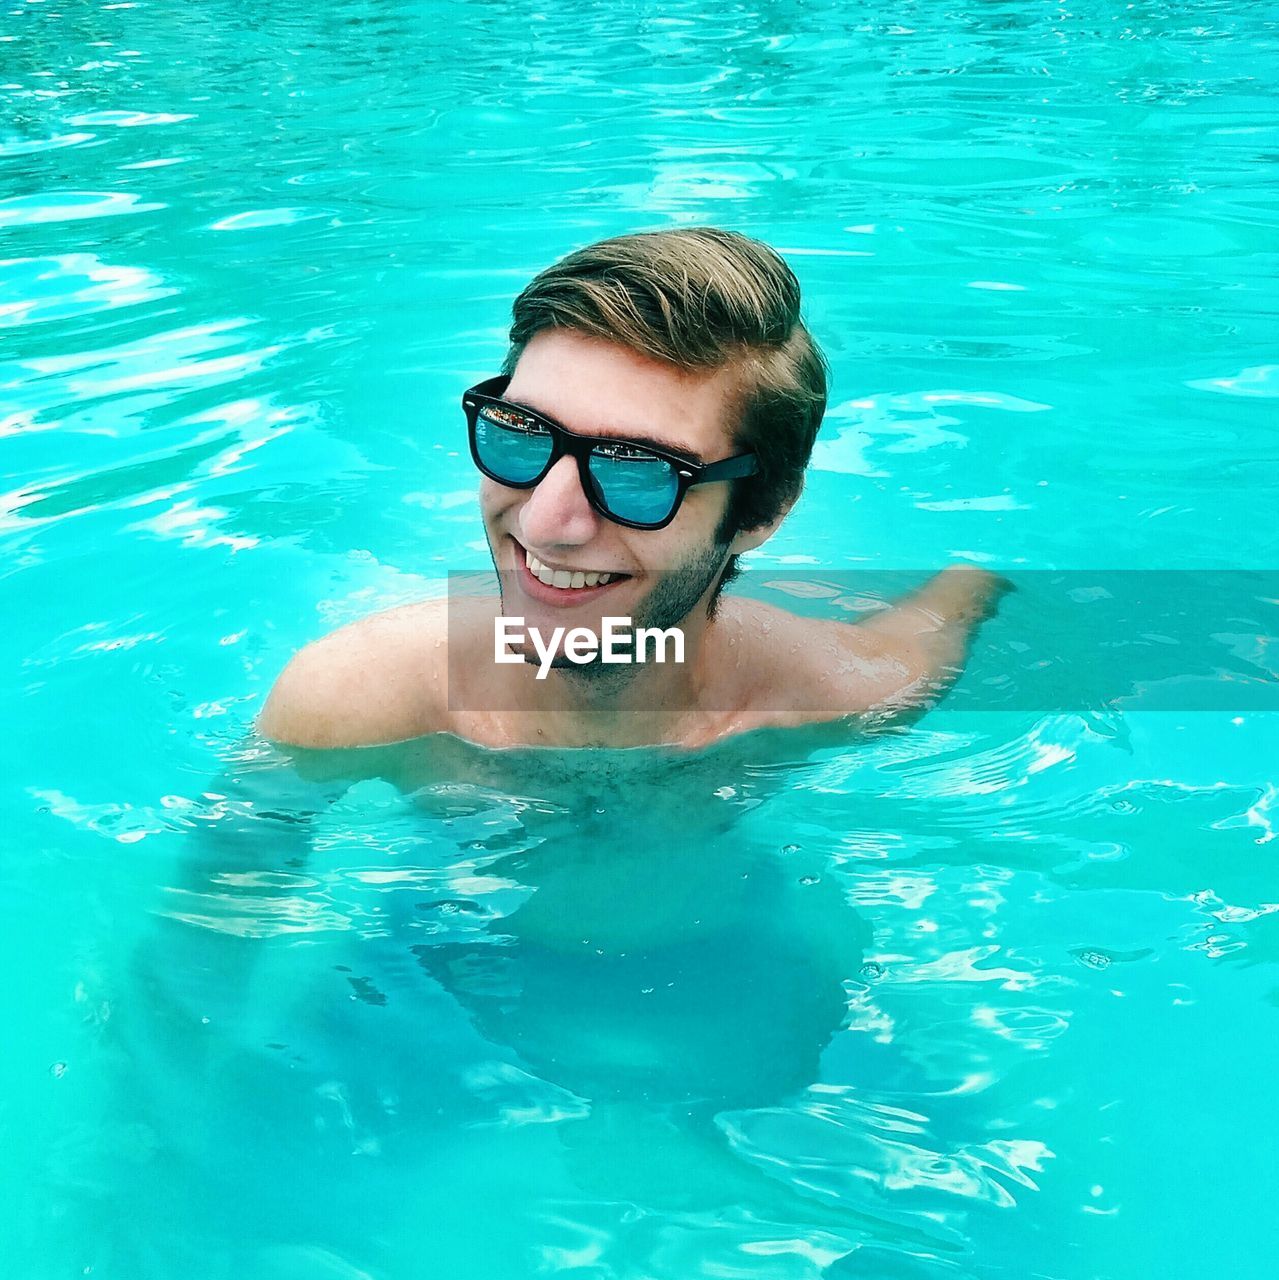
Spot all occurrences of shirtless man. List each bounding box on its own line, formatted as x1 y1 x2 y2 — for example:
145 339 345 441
118 233 1016 1264
259 226 1007 751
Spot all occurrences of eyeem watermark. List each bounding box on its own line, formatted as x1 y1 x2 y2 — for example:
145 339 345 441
495 616 685 679
448 569 1279 711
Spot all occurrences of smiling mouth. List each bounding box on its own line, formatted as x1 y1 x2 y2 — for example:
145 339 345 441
513 540 630 596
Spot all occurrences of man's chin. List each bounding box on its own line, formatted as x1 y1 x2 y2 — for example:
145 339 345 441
499 649 637 690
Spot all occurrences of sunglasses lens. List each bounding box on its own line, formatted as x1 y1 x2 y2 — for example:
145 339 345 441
587 446 681 527
473 403 554 484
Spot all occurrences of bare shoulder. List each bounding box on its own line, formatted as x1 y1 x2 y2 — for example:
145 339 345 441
258 598 450 749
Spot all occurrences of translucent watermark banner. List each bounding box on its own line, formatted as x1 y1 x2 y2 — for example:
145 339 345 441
445 570 1279 714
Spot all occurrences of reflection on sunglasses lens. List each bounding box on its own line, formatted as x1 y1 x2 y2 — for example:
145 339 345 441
475 408 553 483
589 451 680 526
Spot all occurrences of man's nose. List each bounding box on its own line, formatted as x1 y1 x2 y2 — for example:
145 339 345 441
517 456 602 547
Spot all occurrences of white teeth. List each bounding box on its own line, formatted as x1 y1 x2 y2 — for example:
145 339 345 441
524 548 615 590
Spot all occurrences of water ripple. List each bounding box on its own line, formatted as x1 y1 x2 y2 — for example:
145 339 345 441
718 1101 1052 1213
0 190 164 227
0 253 174 328
210 207 334 232
1186 363 1279 397
0 130 94 157
64 109 194 128
811 389 1051 477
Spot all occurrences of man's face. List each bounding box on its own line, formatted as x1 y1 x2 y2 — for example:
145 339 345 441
479 328 747 658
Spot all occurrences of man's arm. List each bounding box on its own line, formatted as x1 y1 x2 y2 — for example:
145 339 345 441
863 565 1009 670
818 566 1012 722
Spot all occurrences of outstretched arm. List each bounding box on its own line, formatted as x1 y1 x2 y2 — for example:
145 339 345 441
829 566 1013 722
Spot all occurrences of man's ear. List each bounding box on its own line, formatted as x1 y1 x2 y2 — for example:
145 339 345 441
727 490 798 556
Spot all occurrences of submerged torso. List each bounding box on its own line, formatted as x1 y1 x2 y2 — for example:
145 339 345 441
157 731 872 1113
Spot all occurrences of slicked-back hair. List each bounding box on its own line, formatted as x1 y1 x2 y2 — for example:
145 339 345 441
502 228 828 584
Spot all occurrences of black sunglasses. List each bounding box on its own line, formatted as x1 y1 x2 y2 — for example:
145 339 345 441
462 376 757 531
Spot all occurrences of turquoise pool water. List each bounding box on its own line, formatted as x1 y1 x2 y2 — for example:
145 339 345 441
4 1 1278 1276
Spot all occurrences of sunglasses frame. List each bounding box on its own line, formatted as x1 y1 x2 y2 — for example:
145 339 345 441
462 375 758 531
